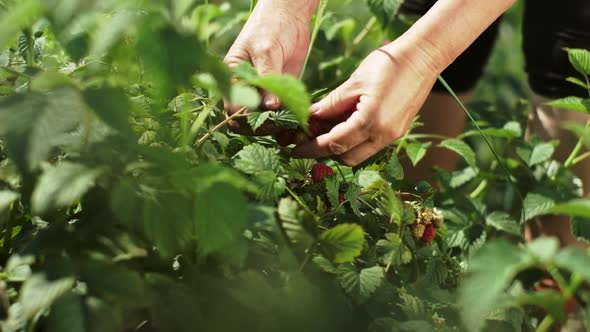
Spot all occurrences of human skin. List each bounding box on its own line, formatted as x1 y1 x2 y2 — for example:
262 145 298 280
291 0 517 166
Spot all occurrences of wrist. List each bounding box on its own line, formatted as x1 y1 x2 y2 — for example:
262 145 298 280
255 0 319 23
380 34 447 77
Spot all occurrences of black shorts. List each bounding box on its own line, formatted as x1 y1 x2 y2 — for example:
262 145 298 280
400 0 590 98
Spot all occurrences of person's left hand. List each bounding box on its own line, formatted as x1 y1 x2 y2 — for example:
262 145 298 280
292 45 440 166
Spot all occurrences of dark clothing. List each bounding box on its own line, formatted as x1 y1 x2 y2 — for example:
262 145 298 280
400 0 590 97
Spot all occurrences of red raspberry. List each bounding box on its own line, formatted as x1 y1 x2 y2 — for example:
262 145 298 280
309 118 323 137
338 192 345 204
275 130 295 147
421 223 436 243
311 163 334 183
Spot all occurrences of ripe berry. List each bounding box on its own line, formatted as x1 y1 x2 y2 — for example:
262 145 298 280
338 192 345 204
421 223 436 243
309 118 324 137
275 130 295 147
311 163 334 183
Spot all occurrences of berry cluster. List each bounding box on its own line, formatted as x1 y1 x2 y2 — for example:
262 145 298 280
410 206 444 243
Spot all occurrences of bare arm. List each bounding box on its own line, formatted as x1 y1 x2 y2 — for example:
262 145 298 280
386 0 517 74
293 0 517 165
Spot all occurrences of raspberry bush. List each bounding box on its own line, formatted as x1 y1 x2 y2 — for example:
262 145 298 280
0 1 589 332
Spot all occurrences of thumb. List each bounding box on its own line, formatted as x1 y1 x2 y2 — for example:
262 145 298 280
251 44 284 110
311 79 360 120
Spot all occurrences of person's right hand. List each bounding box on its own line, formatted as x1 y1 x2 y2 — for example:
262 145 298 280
224 1 312 135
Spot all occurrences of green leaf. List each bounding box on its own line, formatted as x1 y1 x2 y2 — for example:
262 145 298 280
528 142 554 167
513 290 566 323
405 142 429 166
325 176 340 208
32 162 103 215
80 260 147 307
195 183 248 257
424 255 448 288
486 211 520 236
567 48 590 76
83 87 131 133
566 77 590 90
376 187 402 224
337 265 384 302
0 0 43 49
384 153 404 180
312 255 338 274
549 199 590 218
554 247 590 282
459 241 529 332
231 84 261 110
345 183 363 216
111 181 194 258
0 88 84 171
90 9 137 57
525 237 560 263
278 197 316 246
358 170 385 190
46 292 85 332
366 0 403 26
546 97 590 113
247 112 271 132
449 167 478 188
30 71 76 91
251 74 311 126
523 193 555 221
440 138 476 167
0 189 19 214
19 274 75 322
320 223 364 263
234 143 281 175
376 233 411 266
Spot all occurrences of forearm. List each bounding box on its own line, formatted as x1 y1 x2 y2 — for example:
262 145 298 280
255 0 320 22
384 0 516 74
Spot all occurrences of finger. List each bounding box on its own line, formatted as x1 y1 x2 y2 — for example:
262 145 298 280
310 79 361 119
251 43 284 110
292 111 370 159
335 140 384 167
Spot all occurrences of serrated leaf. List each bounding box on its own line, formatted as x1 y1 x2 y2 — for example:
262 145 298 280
83 87 131 133
440 138 476 167
424 256 448 288
0 189 19 214
405 142 429 166
549 199 590 218
345 183 363 216
546 97 590 113
247 112 271 132
0 0 43 49
358 170 385 190
278 197 316 245
513 290 566 323
195 183 248 257
0 88 84 172
325 175 340 208
376 187 402 224
231 84 261 110
337 265 384 301
376 233 408 266
450 166 478 188
567 48 590 76
459 241 529 332
234 144 281 175
384 153 404 180
46 292 85 332
312 255 338 274
528 142 554 166
32 162 103 215
367 0 403 26
486 211 520 236
523 193 555 221
320 223 364 263
248 74 311 126
19 274 75 322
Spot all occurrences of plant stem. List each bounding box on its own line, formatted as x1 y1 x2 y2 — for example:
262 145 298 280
437 76 526 223
564 120 590 168
249 0 257 14
299 0 329 81
572 151 590 165
195 107 247 146
285 185 314 216
298 242 317 272
469 179 488 199
352 16 377 46
536 315 555 332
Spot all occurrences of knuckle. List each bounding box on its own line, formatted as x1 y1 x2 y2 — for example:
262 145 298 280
339 156 359 167
254 40 276 56
328 141 348 156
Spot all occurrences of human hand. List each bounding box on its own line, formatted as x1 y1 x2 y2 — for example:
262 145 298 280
224 1 314 135
292 44 440 166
